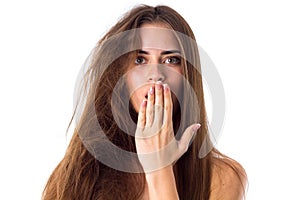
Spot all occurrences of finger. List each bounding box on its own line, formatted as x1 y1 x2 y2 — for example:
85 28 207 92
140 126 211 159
154 81 163 127
146 85 155 127
137 99 147 130
178 124 201 153
163 84 173 126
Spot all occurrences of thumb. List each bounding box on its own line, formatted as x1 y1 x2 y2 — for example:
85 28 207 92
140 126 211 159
178 123 201 153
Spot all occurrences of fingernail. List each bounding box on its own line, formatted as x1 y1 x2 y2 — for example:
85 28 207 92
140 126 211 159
156 81 162 90
142 99 147 107
163 84 169 92
193 123 201 132
149 86 154 95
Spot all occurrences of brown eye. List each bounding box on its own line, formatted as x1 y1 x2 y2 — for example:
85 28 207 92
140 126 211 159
164 57 181 65
135 56 146 65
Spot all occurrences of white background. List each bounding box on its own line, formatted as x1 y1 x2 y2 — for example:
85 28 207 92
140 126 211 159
1 0 299 199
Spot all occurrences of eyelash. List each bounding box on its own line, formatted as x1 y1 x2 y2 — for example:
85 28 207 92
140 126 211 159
135 56 146 65
134 56 181 66
164 57 181 65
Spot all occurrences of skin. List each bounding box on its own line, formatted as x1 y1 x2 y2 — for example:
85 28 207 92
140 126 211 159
126 23 184 113
126 23 199 199
126 23 246 200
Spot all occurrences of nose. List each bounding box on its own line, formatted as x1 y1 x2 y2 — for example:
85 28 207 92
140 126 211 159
147 64 165 82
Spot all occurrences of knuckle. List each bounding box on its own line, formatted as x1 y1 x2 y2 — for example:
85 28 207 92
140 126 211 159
147 110 153 117
140 118 146 125
164 104 171 112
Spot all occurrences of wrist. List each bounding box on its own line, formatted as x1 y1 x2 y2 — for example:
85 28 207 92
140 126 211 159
145 166 179 200
145 166 174 180
145 166 177 189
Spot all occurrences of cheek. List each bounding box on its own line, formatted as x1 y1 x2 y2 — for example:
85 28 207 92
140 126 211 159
169 80 183 105
125 70 146 110
167 68 184 95
126 70 143 94
167 69 184 111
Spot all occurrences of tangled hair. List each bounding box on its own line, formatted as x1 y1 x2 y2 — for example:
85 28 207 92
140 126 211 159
43 4 246 200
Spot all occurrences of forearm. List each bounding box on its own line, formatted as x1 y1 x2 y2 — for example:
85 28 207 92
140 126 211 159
145 166 179 200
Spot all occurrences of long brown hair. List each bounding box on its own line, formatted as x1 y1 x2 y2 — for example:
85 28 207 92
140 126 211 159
43 5 245 200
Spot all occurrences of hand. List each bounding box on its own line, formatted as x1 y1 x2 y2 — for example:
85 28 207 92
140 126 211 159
135 81 201 173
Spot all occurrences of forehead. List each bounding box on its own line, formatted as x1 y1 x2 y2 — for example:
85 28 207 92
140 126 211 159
138 24 180 51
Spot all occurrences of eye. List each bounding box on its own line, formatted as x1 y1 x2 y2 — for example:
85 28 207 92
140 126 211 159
164 57 181 65
135 56 146 65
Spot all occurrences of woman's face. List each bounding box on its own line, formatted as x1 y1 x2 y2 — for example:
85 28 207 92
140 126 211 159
126 23 184 113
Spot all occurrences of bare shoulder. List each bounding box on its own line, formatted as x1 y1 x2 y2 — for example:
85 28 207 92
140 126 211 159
210 156 247 200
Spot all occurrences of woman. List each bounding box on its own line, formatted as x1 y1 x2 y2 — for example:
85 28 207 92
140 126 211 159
43 4 247 200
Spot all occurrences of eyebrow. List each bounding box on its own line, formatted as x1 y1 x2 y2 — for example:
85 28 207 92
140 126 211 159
138 49 181 55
